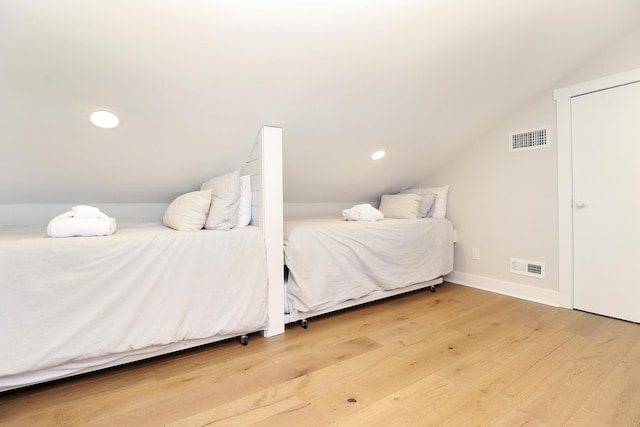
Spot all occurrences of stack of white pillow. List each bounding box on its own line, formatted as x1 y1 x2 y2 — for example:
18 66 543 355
162 169 252 231
378 185 449 219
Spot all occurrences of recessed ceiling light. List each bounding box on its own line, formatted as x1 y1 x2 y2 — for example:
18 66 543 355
371 150 386 160
90 110 120 129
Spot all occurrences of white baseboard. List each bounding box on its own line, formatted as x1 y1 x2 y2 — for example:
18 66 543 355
445 271 560 307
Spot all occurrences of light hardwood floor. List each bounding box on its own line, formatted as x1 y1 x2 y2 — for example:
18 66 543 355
1 282 639 426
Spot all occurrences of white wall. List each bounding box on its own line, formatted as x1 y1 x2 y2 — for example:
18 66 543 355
423 26 640 305
0 203 169 226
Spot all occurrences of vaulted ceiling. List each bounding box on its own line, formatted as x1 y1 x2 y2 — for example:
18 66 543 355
1 0 639 204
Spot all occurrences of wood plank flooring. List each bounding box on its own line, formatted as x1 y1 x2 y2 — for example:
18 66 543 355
1 282 639 426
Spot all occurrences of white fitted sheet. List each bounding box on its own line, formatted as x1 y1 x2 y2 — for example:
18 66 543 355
284 217 453 314
0 223 268 385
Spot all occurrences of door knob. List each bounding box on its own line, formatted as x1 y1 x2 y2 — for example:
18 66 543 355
575 201 585 208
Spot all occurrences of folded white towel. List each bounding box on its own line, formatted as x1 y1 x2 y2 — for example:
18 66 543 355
72 205 101 218
342 204 384 221
47 211 117 238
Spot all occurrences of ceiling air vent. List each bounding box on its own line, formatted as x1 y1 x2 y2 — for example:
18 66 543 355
509 127 549 152
510 257 545 279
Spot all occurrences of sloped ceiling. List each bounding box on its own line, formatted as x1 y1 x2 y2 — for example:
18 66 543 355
1 0 639 204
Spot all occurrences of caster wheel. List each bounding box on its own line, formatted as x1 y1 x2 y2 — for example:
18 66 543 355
301 319 309 329
240 335 248 346
430 285 436 292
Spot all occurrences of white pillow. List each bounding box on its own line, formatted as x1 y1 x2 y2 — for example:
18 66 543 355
162 189 212 231
201 169 241 231
401 185 449 218
236 175 252 228
378 193 422 219
413 193 436 218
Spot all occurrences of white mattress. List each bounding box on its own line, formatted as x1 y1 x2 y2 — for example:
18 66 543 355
0 223 268 386
284 217 454 314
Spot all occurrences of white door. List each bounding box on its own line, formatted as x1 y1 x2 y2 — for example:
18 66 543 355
571 81 640 323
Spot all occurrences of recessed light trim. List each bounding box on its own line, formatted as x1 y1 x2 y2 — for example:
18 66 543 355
90 110 120 129
371 150 386 160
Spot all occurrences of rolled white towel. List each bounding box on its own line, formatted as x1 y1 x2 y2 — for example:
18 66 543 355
47 211 117 237
342 204 384 221
72 205 101 218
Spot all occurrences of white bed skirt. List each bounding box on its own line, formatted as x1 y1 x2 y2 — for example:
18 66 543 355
0 223 268 391
284 217 454 316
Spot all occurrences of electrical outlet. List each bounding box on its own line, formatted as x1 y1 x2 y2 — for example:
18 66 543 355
472 248 480 260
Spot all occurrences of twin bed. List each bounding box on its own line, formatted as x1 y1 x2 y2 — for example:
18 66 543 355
0 224 269 391
0 126 453 392
0 126 284 393
283 216 453 326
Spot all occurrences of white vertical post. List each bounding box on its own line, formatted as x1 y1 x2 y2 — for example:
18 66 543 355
554 94 574 309
258 126 285 337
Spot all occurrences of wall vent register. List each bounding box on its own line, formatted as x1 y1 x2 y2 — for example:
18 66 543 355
509 127 549 152
510 257 545 279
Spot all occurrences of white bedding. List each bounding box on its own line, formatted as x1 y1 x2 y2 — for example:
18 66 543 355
284 217 453 315
0 223 268 387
